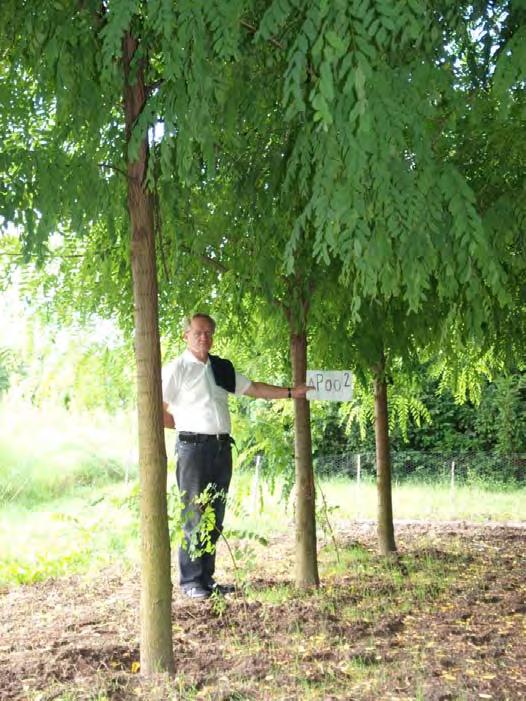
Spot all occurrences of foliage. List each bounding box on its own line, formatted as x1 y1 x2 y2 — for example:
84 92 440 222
0 347 24 398
0 403 136 508
233 399 294 471
257 0 515 324
2 0 524 400
397 370 526 457
341 366 432 444
0 0 257 328
475 372 526 455
0 280 136 412
25 329 135 413
6 3 524 480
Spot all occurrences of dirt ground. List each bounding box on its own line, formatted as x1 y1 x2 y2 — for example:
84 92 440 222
0 521 524 701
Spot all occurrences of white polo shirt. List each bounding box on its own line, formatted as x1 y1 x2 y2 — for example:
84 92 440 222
162 349 252 434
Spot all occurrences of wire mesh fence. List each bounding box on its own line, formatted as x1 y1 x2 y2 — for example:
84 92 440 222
313 451 526 485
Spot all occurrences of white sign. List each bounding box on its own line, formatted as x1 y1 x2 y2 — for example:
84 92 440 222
306 370 353 401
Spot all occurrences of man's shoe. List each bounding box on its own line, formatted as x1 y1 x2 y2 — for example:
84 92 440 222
183 585 211 599
209 582 236 595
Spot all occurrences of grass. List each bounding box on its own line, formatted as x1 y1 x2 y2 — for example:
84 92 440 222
0 402 524 587
202 540 466 701
0 402 139 584
0 401 137 507
0 485 137 584
317 475 526 523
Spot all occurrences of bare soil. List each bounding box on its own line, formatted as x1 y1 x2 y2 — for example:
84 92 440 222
0 521 525 700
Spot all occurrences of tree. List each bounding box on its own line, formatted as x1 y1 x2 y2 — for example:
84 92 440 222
0 0 256 674
255 0 524 555
122 29 174 674
1 2 174 672
153 168 325 588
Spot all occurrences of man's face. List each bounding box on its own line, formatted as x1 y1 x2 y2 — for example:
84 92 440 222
185 317 214 360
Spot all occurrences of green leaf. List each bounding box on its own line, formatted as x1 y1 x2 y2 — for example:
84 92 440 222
319 61 334 102
354 64 366 100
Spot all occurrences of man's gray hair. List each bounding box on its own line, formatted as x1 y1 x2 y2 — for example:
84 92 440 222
183 313 216 334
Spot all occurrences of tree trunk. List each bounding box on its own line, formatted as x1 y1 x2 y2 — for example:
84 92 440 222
123 31 174 675
373 359 397 555
290 330 319 588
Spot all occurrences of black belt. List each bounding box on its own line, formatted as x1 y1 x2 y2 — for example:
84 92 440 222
178 432 232 444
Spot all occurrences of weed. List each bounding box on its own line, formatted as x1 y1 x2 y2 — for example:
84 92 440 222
209 588 228 618
315 476 341 564
247 582 295 605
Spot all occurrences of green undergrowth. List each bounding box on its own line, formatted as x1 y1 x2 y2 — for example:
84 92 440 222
204 543 467 701
0 402 524 588
2 471 525 587
318 475 526 523
0 484 137 585
0 404 137 508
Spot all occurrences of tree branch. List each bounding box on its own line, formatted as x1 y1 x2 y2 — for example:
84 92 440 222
1 251 90 260
98 162 133 180
178 245 229 274
240 19 285 51
0 244 121 260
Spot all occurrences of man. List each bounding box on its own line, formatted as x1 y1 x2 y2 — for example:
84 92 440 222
162 313 312 600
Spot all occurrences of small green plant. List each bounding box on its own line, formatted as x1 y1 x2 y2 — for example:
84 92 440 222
209 587 228 617
315 476 341 564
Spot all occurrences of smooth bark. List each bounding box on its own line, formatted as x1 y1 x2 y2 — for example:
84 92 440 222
373 360 397 555
291 330 320 588
123 31 174 675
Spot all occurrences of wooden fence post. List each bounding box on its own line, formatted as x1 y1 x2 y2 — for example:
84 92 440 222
250 454 262 513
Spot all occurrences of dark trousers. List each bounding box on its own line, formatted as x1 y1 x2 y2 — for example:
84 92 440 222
175 438 232 589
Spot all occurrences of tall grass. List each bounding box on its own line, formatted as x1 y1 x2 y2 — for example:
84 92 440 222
0 402 139 584
0 401 137 506
0 486 137 584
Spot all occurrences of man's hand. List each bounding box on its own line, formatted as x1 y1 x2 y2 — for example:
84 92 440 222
291 383 315 399
163 402 175 429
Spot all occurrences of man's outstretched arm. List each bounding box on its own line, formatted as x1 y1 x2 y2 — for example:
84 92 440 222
244 382 313 400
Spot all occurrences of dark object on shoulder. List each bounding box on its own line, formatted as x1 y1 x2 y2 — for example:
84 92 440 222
209 354 236 393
